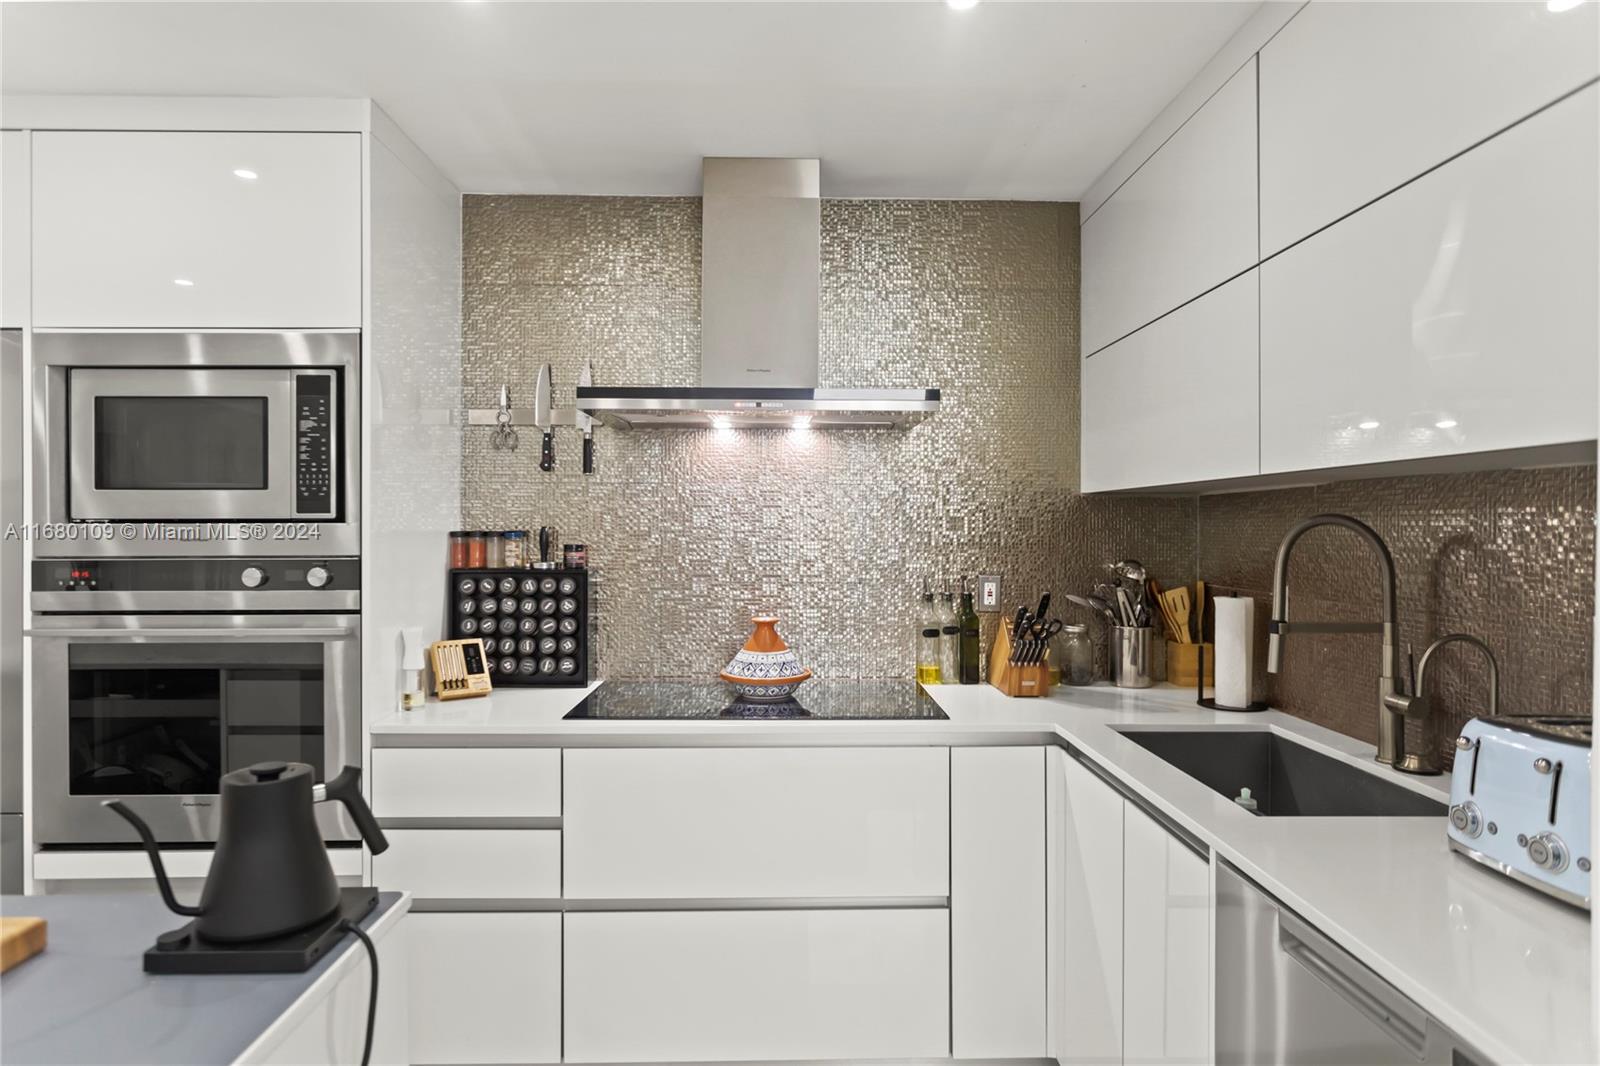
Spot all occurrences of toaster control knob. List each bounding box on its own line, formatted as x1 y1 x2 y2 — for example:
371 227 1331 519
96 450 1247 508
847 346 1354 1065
240 566 267 589
305 565 331 589
1527 833 1569 873
1448 802 1483 838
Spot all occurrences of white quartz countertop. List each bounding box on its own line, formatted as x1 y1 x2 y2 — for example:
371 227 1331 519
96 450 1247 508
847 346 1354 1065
369 680 1594 1065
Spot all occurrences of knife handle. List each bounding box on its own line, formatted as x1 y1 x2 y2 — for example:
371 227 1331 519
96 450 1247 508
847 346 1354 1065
582 434 594 475
540 431 554 472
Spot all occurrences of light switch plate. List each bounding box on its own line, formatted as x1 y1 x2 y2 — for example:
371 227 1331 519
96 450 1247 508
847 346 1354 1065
976 574 1001 613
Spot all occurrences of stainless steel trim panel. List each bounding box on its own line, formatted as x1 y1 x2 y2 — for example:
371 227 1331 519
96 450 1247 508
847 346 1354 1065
377 816 564 831
561 896 951 912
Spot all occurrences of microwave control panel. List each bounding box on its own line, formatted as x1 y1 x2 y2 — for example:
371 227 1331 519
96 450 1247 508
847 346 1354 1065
294 372 336 519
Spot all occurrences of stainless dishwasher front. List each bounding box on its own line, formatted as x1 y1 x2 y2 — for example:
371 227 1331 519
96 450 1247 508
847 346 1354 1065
1215 862 1486 1065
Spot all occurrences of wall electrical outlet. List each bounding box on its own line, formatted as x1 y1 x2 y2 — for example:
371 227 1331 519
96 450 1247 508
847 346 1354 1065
976 574 1002 613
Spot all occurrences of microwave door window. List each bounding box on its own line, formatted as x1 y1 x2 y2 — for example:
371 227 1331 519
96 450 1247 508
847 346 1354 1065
94 395 269 491
66 643 326 797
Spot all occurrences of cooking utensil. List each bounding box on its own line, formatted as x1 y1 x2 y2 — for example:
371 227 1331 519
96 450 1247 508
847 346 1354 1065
1034 592 1052 624
1025 618 1063 663
535 363 555 472
1009 606 1030 664
1161 587 1192 643
1116 587 1137 628
1066 593 1116 626
491 384 519 451
577 361 596 475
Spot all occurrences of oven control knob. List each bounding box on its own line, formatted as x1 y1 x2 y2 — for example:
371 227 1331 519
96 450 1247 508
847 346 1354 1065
240 566 267 589
1448 802 1482 838
305 565 331 589
1528 833 1569 873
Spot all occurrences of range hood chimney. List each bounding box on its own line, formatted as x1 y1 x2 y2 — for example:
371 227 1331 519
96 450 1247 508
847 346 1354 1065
576 158 939 429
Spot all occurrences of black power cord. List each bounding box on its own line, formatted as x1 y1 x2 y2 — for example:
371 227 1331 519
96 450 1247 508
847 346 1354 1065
338 919 379 1066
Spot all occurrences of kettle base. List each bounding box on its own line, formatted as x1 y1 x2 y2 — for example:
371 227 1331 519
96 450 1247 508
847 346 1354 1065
142 887 378 975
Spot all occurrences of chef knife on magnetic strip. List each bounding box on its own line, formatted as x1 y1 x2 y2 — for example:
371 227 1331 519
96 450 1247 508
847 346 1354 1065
535 363 555 472
577 361 596 475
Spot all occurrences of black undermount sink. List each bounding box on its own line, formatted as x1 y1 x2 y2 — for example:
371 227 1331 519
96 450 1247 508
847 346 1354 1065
1116 730 1447 817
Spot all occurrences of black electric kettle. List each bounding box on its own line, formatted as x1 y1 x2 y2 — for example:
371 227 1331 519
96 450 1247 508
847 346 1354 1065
106 762 389 943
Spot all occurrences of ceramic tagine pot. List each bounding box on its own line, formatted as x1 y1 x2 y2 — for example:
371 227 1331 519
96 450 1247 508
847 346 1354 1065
720 615 812 702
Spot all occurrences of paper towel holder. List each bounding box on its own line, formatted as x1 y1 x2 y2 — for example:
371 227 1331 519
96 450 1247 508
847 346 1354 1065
1195 643 1268 712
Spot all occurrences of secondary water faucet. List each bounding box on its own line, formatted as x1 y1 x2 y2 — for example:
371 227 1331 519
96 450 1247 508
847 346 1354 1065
1382 633 1500 775
1267 514 1407 769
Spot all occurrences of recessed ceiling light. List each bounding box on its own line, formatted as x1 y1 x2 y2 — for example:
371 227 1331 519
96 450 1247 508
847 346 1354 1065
1357 420 1380 430
232 168 258 181
1435 418 1458 429
173 278 195 287
946 0 980 10
1548 0 1584 13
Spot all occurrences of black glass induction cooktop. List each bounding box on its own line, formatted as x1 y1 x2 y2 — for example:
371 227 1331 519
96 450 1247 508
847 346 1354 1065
562 680 948 720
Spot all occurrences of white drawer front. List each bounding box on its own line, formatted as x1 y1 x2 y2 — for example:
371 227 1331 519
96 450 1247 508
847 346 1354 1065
372 829 559 901
564 909 950 1063
564 747 949 900
409 913 560 1064
371 748 560 819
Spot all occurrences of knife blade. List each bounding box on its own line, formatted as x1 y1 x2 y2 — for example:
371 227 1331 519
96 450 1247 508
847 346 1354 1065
535 363 554 472
1009 606 1029 665
576 361 596 475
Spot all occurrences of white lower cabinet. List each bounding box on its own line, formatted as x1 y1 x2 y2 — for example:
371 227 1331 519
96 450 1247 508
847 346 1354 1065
407 913 561 1065
1049 749 1212 1066
1123 806 1211 1065
563 908 950 1063
952 746 1046 1058
372 828 560 902
1049 749 1124 1065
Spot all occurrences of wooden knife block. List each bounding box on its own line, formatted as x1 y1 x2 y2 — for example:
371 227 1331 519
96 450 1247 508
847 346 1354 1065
988 620 1053 698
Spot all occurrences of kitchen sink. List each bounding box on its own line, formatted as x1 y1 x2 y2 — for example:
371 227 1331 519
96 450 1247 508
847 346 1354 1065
1116 730 1447 817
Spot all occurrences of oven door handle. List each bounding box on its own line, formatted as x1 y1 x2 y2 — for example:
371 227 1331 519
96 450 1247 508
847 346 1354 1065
24 626 356 640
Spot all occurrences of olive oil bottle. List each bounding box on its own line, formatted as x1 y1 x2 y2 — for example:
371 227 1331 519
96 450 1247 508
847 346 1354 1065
958 576 981 684
916 579 944 685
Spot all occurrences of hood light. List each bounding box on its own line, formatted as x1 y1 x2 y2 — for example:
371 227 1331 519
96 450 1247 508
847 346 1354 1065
1358 419 1381 430
232 168 258 181
1435 418 1458 429
173 278 195 287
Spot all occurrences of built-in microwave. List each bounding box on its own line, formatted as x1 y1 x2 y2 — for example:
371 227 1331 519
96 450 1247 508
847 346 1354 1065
31 332 359 557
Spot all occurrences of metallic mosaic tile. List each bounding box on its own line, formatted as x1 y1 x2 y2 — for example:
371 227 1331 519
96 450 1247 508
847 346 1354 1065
460 195 1194 681
1198 466 1596 767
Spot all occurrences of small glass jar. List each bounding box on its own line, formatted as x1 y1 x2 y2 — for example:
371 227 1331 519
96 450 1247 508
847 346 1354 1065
448 531 470 569
485 532 506 569
1056 623 1095 686
464 531 487 569
502 530 527 569
563 543 587 569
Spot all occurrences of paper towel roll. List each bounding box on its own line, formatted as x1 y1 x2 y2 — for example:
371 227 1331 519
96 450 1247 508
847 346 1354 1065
1213 596 1255 709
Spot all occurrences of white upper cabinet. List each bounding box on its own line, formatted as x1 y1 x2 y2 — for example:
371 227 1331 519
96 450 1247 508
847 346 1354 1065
1260 84 1599 474
1260 0 1600 256
1082 269 1258 491
32 131 361 328
2 131 27 328
1082 59 1258 355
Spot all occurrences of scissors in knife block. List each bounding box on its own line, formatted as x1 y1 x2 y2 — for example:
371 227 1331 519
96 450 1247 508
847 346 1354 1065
1022 619 1063 664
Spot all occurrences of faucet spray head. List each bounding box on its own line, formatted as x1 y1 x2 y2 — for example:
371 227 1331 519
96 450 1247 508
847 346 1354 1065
1266 626 1283 674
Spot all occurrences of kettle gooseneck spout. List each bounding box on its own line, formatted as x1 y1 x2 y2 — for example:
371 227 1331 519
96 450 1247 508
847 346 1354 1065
103 800 202 918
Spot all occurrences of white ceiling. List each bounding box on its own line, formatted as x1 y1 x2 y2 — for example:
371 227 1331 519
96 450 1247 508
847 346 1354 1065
1 1 1260 199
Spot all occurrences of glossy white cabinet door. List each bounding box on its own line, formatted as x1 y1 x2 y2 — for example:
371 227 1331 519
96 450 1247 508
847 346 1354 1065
371 747 561 819
1048 749 1123 1065
1082 269 1258 491
564 747 948 899
407 913 560 1064
1260 0 1600 256
1123 805 1210 1065
1082 59 1257 355
952 746 1045 1058
564 908 949 1063
1261 84 1599 474
371 829 560 901
2 131 27 328
31 131 360 328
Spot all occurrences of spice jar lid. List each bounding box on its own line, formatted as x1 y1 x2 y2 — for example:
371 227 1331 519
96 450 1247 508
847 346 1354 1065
1061 623 1088 634
564 543 585 551
449 530 469 539
503 530 525 540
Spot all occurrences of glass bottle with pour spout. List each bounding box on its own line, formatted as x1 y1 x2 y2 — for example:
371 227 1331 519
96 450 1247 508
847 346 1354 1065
938 580 961 684
958 575 981 684
916 578 944 684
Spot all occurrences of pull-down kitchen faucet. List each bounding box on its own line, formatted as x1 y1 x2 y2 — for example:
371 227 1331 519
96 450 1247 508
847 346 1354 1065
1267 514 1409 770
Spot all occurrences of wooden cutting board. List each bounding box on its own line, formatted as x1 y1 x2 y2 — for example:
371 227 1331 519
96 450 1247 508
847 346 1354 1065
0 916 47 973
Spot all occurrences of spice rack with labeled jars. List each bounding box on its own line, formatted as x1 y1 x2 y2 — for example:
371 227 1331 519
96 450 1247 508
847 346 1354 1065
448 569 589 686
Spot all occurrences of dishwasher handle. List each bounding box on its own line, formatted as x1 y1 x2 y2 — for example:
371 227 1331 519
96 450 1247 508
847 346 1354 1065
1277 910 1428 1058
24 626 356 640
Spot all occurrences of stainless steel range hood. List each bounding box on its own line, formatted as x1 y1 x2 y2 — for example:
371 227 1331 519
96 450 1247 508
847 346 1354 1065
576 158 940 429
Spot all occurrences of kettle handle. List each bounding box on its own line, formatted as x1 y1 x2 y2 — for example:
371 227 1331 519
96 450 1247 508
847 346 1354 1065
320 767 389 856
103 800 203 917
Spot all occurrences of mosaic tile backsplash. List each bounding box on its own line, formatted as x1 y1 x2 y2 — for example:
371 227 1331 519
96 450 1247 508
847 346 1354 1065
1198 466 1595 768
461 194 1594 762
461 195 1194 680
